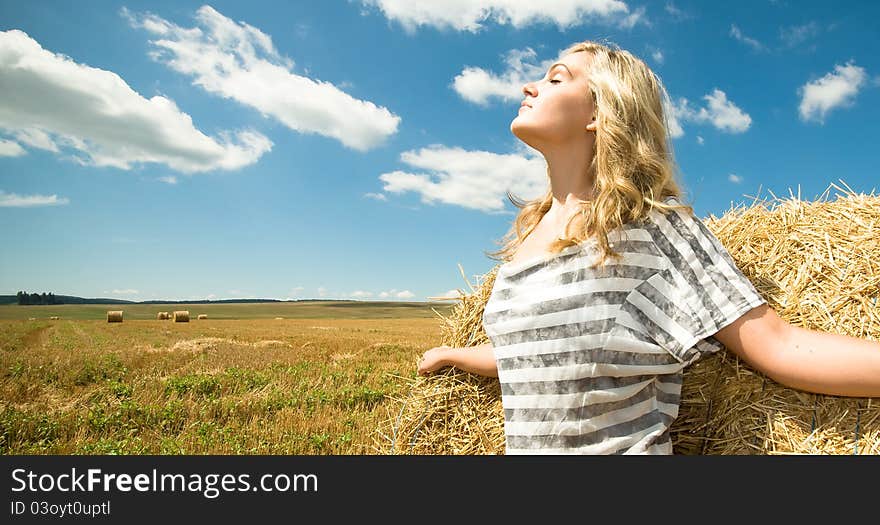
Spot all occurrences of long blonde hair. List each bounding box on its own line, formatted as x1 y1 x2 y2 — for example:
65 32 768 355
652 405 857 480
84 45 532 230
487 39 694 269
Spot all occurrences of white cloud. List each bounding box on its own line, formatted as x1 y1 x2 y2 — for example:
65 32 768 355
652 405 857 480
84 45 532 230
111 289 139 295
619 6 647 29
728 173 742 183
125 5 400 152
317 287 328 298
375 289 417 300
12 128 59 152
350 290 373 298
205 293 217 300
0 29 271 173
158 176 178 184
0 139 26 157
378 145 547 213
363 192 387 201
729 24 765 52
453 47 552 106
648 47 664 64
696 135 704 145
360 0 642 33
663 96 685 139
429 289 464 301
668 89 751 135
798 61 867 124
0 190 69 207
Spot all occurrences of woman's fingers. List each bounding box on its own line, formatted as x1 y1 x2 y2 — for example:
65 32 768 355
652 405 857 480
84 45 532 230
417 346 450 375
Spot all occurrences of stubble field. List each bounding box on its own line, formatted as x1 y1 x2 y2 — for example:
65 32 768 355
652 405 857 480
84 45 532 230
0 302 454 454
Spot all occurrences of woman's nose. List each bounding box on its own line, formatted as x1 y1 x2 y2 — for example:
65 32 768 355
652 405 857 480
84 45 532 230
522 82 536 97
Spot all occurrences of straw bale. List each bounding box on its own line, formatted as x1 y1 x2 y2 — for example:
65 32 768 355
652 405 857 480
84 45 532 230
173 310 189 323
197 314 208 320
49 316 59 320
377 182 880 455
106 310 123 323
157 312 170 320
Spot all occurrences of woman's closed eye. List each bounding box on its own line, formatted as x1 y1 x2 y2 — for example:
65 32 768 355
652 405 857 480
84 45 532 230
549 79 561 84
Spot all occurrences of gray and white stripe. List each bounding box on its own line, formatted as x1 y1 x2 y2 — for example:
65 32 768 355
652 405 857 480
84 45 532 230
482 196 765 454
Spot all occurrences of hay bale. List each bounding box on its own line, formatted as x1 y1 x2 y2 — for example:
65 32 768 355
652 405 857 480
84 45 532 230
28 317 36 321
107 310 123 323
197 314 208 320
377 183 880 455
157 312 168 320
49 316 59 320
173 310 189 323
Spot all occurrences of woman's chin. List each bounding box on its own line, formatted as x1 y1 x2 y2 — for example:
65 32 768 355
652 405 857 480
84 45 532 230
510 122 538 146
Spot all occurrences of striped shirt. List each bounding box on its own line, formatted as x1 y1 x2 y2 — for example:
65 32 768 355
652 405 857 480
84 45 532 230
481 196 766 454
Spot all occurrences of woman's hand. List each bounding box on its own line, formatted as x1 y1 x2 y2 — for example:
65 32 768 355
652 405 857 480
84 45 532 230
418 345 453 376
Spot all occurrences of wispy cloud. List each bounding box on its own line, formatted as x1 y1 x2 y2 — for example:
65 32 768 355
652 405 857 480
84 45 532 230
728 173 743 183
729 24 766 52
363 192 387 201
798 61 867 124
664 2 693 22
124 5 400 151
110 289 139 295
360 0 644 33
377 145 547 213
0 29 271 173
158 176 178 185
779 21 821 49
0 190 69 207
647 46 664 65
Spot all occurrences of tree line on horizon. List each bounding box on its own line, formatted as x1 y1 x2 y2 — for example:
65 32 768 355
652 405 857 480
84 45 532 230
16 291 59 305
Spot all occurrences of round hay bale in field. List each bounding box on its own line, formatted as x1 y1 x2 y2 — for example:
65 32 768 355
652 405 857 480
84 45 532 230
28 317 36 321
49 316 59 320
197 314 208 320
173 310 190 323
157 312 168 320
107 310 123 323
377 183 880 455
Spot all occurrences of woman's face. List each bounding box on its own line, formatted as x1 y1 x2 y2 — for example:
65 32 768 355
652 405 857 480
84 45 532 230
511 52 597 150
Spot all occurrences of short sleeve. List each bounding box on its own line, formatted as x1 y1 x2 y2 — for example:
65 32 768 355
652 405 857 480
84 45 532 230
618 205 767 364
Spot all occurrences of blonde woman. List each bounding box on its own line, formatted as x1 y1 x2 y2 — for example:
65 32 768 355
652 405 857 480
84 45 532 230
417 40 880 454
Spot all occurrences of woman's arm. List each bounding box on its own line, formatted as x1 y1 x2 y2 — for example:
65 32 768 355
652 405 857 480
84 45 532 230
713 304 880 397
418 342 498 378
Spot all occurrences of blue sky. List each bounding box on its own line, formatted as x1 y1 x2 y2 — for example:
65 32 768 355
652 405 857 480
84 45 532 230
1 1 878 303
